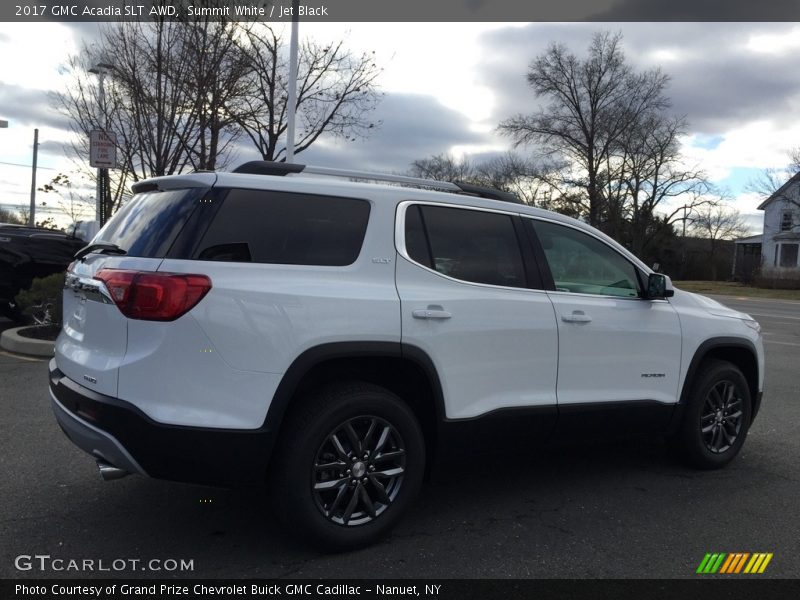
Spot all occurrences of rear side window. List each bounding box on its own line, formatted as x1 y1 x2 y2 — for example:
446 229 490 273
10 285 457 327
95 188 204 258
405 204 527 288
194 189 370 266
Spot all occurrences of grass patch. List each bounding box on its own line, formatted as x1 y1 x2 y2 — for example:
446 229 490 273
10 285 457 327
673 281 800 301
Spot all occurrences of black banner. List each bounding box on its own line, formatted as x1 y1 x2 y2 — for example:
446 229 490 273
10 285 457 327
2 0 800 23
4 579 800 600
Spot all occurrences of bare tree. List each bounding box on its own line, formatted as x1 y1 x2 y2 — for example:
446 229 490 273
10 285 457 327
499 32 670 227
746 166 791 199
409 152 549 206
55 52 132 217
790 147 800 173
408 153 475 182
746 146 800 201
236 26 382 161
474 153 550 206
17 207 30 225
57 17 382 217
172 17 255 171
691 203 750 280
609 113 711 255
101 18 215 179
38 173 95 226
0 207 25 225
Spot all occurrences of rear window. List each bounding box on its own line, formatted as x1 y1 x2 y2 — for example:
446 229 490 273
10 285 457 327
95 188 203 258
193 189 370 266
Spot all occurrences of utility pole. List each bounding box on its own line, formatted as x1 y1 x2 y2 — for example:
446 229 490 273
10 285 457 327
89 62 114 224
29 128 38 227
285 0 300 163
681 205 689 279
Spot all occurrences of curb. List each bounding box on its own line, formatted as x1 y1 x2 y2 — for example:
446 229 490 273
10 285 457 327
0 327 55 358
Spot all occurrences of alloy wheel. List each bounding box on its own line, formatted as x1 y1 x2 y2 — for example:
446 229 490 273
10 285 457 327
700 380 744 454
312 416 406 526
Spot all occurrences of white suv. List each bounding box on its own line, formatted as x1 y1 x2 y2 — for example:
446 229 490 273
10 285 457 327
50 161 764 550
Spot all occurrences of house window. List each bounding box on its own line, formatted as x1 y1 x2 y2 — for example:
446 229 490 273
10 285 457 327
780 243 799 268
780 211 793 232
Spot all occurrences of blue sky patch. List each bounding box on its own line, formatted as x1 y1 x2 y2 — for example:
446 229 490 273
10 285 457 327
691 135 724 150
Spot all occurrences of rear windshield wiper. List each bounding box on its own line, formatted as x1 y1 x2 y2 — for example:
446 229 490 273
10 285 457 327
74 242 127 262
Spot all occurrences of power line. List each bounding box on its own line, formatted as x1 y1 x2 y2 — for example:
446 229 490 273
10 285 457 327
0 202 91 215
0 160 58 170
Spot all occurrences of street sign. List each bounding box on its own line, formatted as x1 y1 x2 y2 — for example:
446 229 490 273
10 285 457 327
89 129 117 168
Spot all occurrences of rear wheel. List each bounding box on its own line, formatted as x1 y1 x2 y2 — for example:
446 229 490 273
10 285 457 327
676 360 752 469
271 382 425 551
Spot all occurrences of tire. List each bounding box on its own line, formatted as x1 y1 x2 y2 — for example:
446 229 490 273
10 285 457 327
270 381 425 551
675 360 752 469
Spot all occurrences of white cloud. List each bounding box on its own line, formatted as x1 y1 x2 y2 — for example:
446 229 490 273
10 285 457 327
0 23 77 90
681 121 800 181
745 25 800 54
302 23 521 123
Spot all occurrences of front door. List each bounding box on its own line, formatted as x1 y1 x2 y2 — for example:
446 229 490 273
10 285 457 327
528 218 682 434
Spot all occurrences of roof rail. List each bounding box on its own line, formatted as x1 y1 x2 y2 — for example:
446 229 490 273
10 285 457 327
232 160 523 205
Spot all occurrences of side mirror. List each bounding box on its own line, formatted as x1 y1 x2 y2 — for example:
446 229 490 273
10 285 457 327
646 273 674 299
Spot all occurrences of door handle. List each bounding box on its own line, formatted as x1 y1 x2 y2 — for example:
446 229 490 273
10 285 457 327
412 306 452 320
561 311 592 323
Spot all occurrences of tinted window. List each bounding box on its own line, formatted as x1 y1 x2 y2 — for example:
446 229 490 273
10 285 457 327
532 220 640 297
406 205 527 288
404 204 433 268
195 189 370 266
96 188 203 258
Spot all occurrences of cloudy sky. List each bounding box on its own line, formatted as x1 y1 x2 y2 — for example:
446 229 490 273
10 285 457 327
1 21 799 232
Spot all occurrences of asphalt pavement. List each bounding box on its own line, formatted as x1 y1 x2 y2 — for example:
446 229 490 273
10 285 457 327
1 296 798 579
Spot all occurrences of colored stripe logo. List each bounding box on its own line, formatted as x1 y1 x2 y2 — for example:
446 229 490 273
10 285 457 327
696 552 773 574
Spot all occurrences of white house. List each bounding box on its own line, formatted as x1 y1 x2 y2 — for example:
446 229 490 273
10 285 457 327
758 172 800 275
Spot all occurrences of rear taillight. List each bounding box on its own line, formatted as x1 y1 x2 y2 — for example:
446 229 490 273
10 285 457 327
94 269 212 321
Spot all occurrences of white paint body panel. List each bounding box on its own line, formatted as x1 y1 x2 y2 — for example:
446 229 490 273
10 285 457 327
396 256 559 418
56 255 163 397
668 289 765 395
157 258 400 377
547 293 682 404
116 313 283 428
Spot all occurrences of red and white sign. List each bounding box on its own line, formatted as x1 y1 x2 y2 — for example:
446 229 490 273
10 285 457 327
90 130 117 168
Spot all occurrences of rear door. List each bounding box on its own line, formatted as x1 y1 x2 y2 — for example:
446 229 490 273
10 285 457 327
56 183 211 396
395 202 559 422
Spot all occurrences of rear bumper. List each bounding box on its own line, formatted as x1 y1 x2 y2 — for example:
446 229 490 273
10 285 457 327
51 389 147 477
49 360 274 487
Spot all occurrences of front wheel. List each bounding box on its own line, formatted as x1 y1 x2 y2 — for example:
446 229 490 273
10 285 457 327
271 382 425 551
675 360 752 469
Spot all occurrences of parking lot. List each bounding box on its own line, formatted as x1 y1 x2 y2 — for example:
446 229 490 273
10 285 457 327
1 294 799 579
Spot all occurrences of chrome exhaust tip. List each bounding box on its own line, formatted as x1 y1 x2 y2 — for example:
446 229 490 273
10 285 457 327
97 461 129 481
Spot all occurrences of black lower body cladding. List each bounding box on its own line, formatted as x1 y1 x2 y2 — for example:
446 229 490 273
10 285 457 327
49 360 275 487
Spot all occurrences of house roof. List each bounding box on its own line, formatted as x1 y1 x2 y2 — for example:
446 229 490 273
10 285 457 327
734 234 762 245
758 171 800 210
